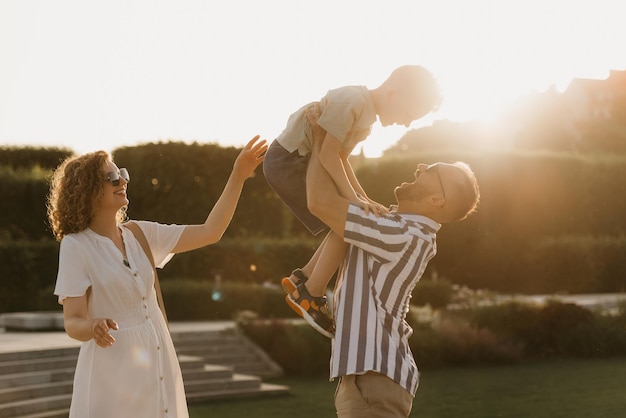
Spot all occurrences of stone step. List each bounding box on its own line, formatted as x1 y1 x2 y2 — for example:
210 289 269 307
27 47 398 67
185 373 261 395
12 409 69 418
176 341 247 355
171 330 242 343
176 345 257 361
0 394 70 418
0 320 288 417
186 381 290 404
177 354 207 371
0 366 242 405
1 313 64 333
231 362 281 377
173 330 283 378
0 369 74 390
179 353 266 372
0 381 72 405
0 348 78 364
183 364 234 381
0 372 273 416
179 354 274 379
0 357 77 377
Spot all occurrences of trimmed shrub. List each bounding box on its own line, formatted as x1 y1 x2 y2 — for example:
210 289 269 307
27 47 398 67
412 278 455 310
0 166 53 239
160 237 321 283
161 280 296 321
0 146 72 170
468 301 626 359
2 238 320 313
526 235 626 293
408 310 524 368
238 319 331 376
0 240 60 312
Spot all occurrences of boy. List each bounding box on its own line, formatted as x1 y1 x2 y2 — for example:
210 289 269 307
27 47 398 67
263 65 442 337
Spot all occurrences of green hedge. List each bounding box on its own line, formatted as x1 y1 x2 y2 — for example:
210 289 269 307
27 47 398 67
3 144 626 296
0 240 60 312
238 319 331 376
0 146 72 170
0 166 53 239
3 234 626 314
525 235 626 293
0 239 321 314
161 280 296 321
112 141 308 238
469 301 626 358
411 278 454 309
159 237 321 282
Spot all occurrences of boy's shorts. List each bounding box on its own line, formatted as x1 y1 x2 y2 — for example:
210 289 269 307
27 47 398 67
263 140 327 236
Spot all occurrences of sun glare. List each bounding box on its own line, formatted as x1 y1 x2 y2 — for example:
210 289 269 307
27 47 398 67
1 0 624 157
420 1 624 124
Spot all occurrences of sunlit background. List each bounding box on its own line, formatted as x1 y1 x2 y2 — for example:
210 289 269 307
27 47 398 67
1 0 624 157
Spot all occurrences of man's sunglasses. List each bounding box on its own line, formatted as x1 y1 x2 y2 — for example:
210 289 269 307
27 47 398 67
104 168 130 186
426 164 446 206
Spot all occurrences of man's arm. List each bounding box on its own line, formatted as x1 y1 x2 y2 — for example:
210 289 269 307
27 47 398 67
306 139 350 238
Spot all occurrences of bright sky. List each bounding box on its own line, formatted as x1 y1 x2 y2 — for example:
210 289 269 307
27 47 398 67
1 0 624 157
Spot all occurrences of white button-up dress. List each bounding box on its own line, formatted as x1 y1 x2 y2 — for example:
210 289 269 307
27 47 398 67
54 221 188 418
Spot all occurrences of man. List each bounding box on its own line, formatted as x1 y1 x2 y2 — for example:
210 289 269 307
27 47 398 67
306 143 480 418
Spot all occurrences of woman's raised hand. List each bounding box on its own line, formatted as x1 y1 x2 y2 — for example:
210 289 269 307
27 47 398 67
233 135 268 181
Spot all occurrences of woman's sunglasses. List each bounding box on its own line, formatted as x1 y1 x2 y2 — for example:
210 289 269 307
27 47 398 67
104 168 130 186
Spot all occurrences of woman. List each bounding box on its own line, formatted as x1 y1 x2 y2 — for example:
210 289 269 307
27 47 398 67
47 135 267 418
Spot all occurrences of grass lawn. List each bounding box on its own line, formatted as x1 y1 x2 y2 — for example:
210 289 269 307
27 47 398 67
189 357 626 418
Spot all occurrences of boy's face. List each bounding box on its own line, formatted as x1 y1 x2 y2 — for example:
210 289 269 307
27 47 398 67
379 89 432 127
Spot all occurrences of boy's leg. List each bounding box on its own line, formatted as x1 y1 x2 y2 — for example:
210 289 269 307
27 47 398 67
300 231 347 297
300 133 347 297
282 231 332 294
283 135 344 337
300 231 333 278
284 229 347 297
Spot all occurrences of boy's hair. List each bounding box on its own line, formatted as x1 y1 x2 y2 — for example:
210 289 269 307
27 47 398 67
385 65 443 112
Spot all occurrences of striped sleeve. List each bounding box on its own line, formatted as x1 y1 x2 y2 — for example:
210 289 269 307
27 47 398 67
343 204 414 262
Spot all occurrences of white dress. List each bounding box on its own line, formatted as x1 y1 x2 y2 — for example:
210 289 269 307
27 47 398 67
54 221 188 418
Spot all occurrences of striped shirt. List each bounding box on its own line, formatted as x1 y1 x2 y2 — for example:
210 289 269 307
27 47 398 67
330 204 440 396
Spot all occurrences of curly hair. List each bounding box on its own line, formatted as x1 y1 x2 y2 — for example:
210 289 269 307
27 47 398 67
47 150 128 241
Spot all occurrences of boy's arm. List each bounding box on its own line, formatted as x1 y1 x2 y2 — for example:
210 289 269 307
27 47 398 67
306 139 350 238
340 153 369 199
316 132 361 202
306 98 386 215
304 103 358 202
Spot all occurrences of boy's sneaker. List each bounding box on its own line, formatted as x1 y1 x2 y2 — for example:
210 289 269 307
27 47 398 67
285 283 335 339
281 269 308 295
